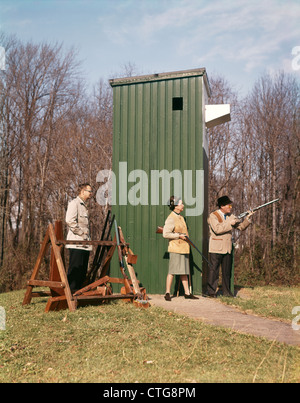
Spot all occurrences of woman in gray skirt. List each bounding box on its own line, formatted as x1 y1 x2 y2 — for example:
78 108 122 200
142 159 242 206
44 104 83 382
163 196 199 301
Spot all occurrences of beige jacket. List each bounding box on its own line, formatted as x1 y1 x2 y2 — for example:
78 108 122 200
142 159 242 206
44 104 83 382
208 210 251 254
163 211 190 254
65 196 92 251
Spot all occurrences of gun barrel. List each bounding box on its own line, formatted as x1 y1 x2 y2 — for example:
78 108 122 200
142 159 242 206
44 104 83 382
238 198 279 219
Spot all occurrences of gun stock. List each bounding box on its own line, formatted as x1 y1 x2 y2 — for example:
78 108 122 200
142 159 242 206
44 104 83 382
156 226 163 234
114 220 132 294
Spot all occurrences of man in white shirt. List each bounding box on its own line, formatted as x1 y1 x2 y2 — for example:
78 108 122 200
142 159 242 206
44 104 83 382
65 183 93 292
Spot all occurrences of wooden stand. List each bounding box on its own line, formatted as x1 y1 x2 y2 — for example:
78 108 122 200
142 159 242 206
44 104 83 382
22 220 149 312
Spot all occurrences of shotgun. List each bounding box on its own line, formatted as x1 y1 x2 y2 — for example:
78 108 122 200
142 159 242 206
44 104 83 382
156 226 211 268
114 220 132 294
237 198 279 219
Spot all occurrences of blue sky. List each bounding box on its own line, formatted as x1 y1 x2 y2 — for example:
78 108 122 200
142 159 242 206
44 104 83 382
1 0 300 95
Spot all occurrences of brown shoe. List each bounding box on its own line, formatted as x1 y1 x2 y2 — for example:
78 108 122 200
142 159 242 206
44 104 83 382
184 294 199 300
164 293 172 301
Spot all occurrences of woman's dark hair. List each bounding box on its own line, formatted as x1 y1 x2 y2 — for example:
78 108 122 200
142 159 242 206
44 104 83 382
168 195 181 211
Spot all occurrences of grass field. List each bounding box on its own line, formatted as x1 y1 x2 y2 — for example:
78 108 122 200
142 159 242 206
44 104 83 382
0 288 299 383
221 285 300 322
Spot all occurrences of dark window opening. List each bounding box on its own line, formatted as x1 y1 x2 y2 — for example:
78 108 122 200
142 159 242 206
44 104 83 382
172 97 183 111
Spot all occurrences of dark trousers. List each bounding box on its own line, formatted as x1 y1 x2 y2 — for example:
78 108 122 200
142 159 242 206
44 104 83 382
207 253 233 296
67 249 90 291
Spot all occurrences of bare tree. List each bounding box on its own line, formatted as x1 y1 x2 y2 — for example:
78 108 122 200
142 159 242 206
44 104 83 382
208 72 299 285
236 72 299 283
208 76 242 210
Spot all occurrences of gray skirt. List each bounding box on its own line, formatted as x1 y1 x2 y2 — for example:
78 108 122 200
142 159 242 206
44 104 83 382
168 253 190 275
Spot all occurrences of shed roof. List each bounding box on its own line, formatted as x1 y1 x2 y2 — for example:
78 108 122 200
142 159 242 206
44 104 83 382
109 67 211 97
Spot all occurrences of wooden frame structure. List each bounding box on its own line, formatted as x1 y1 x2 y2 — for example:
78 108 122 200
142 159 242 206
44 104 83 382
22 220 148 312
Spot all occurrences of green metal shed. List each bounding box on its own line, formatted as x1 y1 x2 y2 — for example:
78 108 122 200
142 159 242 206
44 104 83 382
107 68 229 295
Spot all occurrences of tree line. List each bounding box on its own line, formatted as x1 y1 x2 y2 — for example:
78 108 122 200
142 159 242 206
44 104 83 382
0 34 299 291
0 34 113 290
208 74 299 285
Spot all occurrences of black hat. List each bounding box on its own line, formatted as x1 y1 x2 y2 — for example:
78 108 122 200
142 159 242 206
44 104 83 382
217 195 233 208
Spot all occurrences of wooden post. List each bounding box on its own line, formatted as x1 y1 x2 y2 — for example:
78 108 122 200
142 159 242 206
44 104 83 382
23 221 148 312
49 220 65 297
22 228 50 306
48 224 76 312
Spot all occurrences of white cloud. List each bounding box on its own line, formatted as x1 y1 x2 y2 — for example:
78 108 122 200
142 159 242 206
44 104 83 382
119 0 300 73
4 0 298 92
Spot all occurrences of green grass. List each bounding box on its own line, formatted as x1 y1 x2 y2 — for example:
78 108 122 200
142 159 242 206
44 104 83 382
220 286 300 322
0 289 299 383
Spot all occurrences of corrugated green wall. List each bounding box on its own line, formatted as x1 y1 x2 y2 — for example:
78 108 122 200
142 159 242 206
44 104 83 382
110 69 209 295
